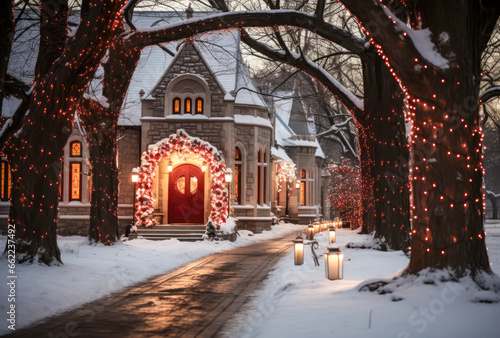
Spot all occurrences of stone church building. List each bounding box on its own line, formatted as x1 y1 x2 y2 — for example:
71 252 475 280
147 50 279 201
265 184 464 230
0 12 331 236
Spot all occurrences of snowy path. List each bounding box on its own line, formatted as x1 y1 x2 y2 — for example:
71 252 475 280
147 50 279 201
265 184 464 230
222 221 500 338
3 231 298 337
0 223 303 335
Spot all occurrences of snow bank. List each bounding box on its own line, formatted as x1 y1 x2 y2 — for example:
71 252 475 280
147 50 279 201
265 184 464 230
223 223 500 338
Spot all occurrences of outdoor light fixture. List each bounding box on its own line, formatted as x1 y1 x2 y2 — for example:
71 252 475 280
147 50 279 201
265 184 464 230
296 180 300 189
293 236 304 265
168 164 173 173
131 168 139 183
325 246 344 280
307 224 315 240
225 168 233 183
201 165 207 172
329 227 336 244
314 222 320 234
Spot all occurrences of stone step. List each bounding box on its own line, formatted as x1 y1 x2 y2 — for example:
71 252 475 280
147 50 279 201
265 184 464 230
134 224 209 241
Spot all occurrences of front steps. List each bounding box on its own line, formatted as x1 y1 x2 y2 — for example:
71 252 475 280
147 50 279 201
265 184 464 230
131 225 207 241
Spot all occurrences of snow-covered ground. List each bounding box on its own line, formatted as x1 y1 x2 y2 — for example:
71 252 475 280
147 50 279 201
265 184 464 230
223 220 500 338
0 222 303 335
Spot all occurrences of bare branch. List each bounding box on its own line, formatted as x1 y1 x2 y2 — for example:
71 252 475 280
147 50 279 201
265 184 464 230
125 10 365 56
315 0 326 20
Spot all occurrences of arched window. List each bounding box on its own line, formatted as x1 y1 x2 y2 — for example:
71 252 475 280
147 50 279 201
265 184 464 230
68 141 83 201
195 98 203 114
59 157 64 201
257 148 268 206
70 141 82 157
235 147 242 204
1 160 11 201
300 169 307 206
69 162 82 201
173 98 181 114
185 98 192 114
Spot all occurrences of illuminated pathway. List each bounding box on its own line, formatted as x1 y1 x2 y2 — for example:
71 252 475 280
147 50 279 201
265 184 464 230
8 232 297 337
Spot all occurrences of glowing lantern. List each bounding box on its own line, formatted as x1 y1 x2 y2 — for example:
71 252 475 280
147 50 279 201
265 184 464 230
168 164 173 173
293 236 304 265
325 247 344 280
314 222 320 234
225 168 233 183
296 180 300 189
131 168 139 183
201 165 207 172
307 225 315 240
329 227 336 244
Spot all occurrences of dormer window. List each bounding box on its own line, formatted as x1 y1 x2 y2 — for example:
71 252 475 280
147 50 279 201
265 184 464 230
185 98 192 114
173 98 181 114
195 98 203 114
166 75 211 117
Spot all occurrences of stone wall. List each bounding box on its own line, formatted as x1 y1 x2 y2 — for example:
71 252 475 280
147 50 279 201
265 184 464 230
143 43 227 118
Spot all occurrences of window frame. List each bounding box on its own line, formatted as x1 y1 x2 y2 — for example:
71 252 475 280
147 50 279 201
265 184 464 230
173 97 181 114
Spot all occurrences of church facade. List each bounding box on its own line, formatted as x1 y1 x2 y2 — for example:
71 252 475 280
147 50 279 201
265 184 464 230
0 12 331 236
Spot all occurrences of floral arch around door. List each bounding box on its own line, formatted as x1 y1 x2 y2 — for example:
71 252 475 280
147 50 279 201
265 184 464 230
134 129 228 227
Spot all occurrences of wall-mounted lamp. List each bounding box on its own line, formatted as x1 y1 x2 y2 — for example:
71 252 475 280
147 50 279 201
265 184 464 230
131 168 139 183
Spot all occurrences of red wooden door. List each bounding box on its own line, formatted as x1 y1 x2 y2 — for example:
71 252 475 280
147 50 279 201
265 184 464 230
168 164 205 224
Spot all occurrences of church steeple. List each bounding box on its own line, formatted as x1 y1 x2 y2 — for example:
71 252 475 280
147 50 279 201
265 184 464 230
288 87 310 136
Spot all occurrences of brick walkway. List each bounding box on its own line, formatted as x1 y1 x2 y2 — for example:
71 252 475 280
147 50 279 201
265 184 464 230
8 231 298 337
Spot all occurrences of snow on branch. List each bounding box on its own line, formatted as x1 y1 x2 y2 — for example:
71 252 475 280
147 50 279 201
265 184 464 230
240 32 363 115
125 10 365 56
480 86 500 103
341 0 447 95
316 117 353 137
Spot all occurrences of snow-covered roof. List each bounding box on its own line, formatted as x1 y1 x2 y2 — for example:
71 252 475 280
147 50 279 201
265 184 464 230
120 11 267 126
271 146 293 163
273 93 325 159
1 97 21 119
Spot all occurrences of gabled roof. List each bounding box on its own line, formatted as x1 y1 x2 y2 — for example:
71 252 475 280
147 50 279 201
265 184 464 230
120 11 267 125
274 92 325 159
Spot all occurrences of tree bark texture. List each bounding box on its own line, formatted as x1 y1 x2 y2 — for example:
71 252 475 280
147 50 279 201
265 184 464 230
9 0 125 264
362 53 411 250
342 0 499 275
0 0 14 113
78 31 141 243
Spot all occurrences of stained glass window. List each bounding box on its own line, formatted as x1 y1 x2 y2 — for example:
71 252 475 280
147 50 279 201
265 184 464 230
59 157 64 201
173 98 181 114
1 161 11 201
195 98 203 114
176 176 186 195
70 162 82 201
300 181 306 206
190 176 198 194
70 141 81 157
235 147 242 204
185 98 192 114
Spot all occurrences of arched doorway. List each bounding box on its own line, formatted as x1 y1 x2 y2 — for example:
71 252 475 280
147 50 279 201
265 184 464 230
134 129 228 227
168 164 204 224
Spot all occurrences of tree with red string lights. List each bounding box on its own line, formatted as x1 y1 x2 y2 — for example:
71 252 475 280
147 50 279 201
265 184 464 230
2 0 125 264
2 0 497 274
329 159 362 227
341 0 499 280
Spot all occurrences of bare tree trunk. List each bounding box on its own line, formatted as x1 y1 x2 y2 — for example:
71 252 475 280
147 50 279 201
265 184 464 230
9 0 124 264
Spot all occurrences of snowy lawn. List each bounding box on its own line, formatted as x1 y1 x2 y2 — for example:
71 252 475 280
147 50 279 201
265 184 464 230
224 220 500 338
0 222 303 334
